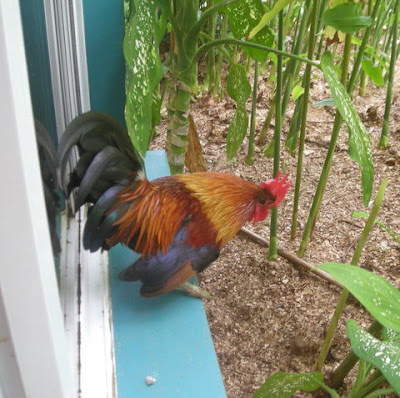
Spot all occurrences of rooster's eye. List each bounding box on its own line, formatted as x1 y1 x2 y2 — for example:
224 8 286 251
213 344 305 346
259 197 266 204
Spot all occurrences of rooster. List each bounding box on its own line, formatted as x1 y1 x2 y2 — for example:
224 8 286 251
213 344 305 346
58 111 290 298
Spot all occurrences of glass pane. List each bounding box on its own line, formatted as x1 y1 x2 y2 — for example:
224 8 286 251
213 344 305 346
19 0 61 269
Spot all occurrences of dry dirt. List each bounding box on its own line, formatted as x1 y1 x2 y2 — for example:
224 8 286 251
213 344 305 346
152 62 400 398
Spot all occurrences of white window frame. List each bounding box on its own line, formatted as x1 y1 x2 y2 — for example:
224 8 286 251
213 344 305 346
0 1 72 397
0 1 116 397
45 0 117 397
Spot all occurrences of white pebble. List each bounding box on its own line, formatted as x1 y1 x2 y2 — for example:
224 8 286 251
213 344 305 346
145 376 156 386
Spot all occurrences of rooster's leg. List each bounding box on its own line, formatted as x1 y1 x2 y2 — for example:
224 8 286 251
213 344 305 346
177 282 213 300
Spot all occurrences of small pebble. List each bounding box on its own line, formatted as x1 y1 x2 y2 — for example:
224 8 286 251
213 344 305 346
145 376 156 386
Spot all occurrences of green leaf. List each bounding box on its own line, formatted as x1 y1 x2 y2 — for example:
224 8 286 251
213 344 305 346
227 106 249 159
248 0 296 39
221 0 274 62
252 372 324 398
361 60 384 86
226 63 251 159
312 98 336 107
124 0 163 157
351 37 389 69
347 320 400 394
319 263 400 332
382 327 400 342
321 51 374 205
292 85 304 101
322 3 372 33
226 63 251 103
263 138 275 157
352 211 400 244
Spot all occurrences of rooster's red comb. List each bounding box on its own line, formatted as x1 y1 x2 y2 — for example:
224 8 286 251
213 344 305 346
260 172 291 206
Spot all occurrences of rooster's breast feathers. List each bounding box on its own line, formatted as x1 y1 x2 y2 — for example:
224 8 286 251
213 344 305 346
107 172 263 257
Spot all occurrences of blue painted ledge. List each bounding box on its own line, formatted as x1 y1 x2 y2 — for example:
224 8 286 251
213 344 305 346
109 150 227 398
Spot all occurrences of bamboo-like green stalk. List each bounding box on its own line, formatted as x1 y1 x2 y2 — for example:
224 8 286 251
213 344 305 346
290 0 319 239
268 11 284 260
298 33 353 257
315 0 329 60
314 179 388 372
348 0 384 95
246 61 259 165
298 0 382 254
370 0 392 51
166 1 200 174
287 99 302 155
359 0 374 96
205 1 217 94
383 17 395 56
281 0 312 116
167 0 241 173
259 101 275 144
379 0 399 148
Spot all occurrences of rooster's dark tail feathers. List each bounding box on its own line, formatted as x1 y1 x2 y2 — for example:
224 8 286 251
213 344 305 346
57 111 143 252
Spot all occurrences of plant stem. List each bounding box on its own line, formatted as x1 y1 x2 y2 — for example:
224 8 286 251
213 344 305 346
284 98 302 156
348 360 371 398
290 0 318 239
315 0 328 60
359 0 374 96
379 0 399 148
298 0 382 255
166 0 199 174
268 11 284 260
246 61 259 165
281 0 312 115
194 38 321 70
352 371 386 398
205 1 217 94
348 0 384 94
187 0 241 41
363 388 395 398
258 101 275 144
314 179 388 372
328 321 382 389
298 32 353 257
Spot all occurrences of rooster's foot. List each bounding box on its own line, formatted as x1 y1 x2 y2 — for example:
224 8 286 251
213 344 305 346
177 282 213 300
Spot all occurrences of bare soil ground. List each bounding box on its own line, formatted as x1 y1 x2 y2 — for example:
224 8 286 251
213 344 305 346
153 63 400 398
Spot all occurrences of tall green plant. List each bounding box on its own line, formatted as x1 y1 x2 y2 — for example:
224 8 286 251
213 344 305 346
268 11 284 260
379 0 399 149
298 3 376 256
290 0 319 239
165 0 200 174
314 179 387 372
124 0 164 158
